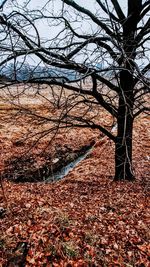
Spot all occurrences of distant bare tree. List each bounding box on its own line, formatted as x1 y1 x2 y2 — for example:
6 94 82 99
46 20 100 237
0 0 150 180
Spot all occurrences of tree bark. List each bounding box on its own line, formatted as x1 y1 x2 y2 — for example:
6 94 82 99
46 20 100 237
114 115 135 181
114 69 135 181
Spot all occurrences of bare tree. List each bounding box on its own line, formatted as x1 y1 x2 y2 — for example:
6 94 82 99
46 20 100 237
0 0 150 180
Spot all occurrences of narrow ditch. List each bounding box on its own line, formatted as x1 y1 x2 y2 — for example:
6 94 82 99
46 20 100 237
45 145 93 183
3 141 95 183
3 125 117 183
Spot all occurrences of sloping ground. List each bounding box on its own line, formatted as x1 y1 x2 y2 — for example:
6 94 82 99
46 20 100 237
0 115 149 266
0 84 106 178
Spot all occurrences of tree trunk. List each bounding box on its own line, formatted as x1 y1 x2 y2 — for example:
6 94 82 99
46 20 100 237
114 70 135 181
114 115 135 181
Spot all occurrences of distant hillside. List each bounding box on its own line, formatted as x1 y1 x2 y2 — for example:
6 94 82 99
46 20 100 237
0 63 77 82
0 74 10 82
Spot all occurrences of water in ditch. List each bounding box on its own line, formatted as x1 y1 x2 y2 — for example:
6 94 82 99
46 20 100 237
45 146 93 183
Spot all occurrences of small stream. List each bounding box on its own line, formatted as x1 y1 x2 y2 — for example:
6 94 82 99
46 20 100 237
45 146 93 183
45 123 118 183
5 125 117 183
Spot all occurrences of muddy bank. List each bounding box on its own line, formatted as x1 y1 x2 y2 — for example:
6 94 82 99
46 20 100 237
2 141 95 183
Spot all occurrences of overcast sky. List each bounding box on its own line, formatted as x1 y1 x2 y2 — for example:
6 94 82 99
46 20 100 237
1 0 149 67
2 0 128 39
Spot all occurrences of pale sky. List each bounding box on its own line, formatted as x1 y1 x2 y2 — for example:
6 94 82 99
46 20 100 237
1 0 149 67
2 0 127 41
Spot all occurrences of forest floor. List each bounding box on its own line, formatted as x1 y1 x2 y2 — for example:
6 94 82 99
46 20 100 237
0 85 150 266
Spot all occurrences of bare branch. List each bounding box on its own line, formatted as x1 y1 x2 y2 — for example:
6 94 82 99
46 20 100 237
63 0 117 38
110 0 126 21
